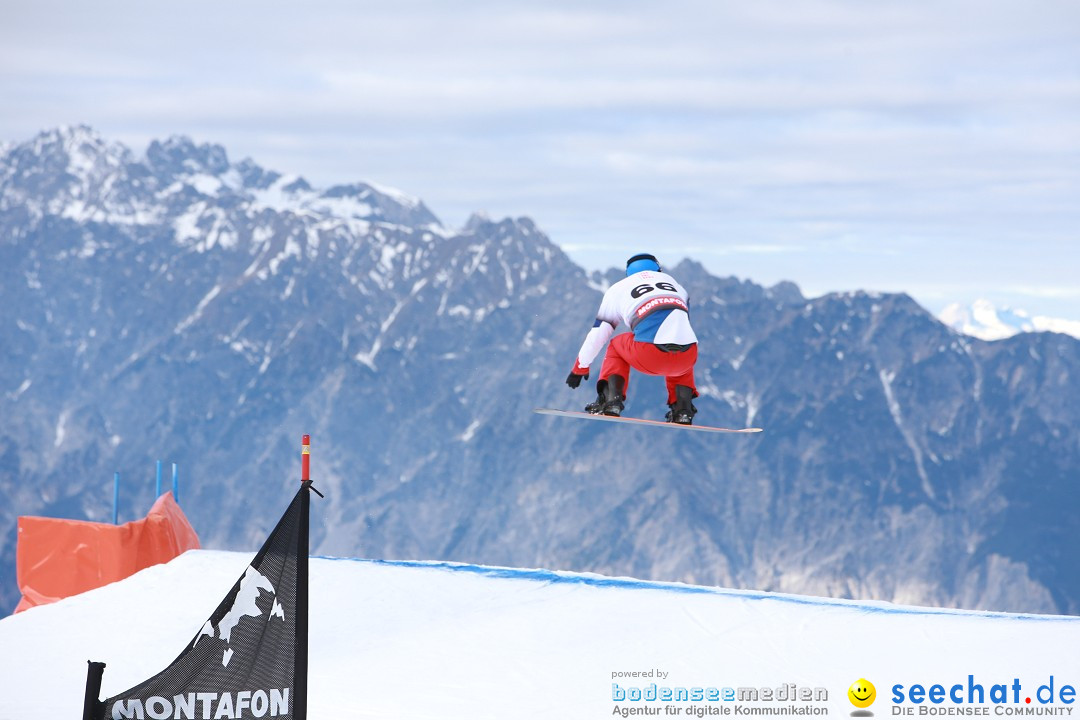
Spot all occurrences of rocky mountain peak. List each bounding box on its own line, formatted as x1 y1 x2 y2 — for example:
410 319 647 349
146 135 230 179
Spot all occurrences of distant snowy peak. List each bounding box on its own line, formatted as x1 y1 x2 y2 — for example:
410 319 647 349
147 135 231 178
941 299 1080 341
0 126 445 233
318 182 440 228
0 125 127 191
34 124 130 167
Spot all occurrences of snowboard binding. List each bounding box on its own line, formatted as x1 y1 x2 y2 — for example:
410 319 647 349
665 385 697 425
584 375 626 417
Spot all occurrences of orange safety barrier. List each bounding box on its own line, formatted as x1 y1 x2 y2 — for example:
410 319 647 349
14 491 200 613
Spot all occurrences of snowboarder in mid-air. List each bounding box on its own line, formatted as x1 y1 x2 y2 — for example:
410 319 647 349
565 253 700 424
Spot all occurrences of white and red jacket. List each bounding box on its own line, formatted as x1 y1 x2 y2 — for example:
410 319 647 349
573 270 697 373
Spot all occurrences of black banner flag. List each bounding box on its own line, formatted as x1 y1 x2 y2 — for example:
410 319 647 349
85 481 313 720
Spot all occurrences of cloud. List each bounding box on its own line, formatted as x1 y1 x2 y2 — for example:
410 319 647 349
1007 286 1080 300
1 0 1079 319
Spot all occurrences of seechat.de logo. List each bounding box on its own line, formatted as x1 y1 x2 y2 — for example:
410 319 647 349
849 679 877 716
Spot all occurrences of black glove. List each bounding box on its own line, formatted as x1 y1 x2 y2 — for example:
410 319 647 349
565 370 588 389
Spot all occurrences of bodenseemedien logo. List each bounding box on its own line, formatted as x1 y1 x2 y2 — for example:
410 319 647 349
849 679 877 717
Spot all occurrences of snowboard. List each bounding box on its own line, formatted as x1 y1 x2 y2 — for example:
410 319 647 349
533 408 763 434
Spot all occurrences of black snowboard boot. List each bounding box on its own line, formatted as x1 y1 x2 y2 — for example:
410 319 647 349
585 375 626 416
665 384 697 425
584 382 606 415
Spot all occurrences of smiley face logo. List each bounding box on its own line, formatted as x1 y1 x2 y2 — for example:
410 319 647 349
848 679 876 709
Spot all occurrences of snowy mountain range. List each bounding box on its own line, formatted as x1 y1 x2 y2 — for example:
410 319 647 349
2 126 1078 618
940 300 1080 341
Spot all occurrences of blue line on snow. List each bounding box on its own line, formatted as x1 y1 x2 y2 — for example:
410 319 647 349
312 555 1079 624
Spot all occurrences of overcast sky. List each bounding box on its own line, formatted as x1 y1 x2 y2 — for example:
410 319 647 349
3 0 1078 319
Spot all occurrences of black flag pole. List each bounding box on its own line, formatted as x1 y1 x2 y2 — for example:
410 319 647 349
82 435 320 720
295 480 310 720
81 661 105 720
293 433 312 720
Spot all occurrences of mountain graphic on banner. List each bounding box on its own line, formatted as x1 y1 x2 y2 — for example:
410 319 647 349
195 565 284 667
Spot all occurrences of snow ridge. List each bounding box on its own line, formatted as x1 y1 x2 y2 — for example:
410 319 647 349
941 299 1080 341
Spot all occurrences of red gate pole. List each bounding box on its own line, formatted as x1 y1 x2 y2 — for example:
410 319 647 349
301 434 311 483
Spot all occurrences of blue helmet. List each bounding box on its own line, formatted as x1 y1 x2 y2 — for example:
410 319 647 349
626 252 661 276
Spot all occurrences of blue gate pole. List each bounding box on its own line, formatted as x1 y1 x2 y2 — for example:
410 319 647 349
171 462 179 503
155 460 162 498
113 472 120 525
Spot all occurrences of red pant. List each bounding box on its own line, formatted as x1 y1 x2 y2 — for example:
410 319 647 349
599 334 698 404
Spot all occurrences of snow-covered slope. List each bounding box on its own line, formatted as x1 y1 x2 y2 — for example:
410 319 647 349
941 300 1080 340
0 550 1077 719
